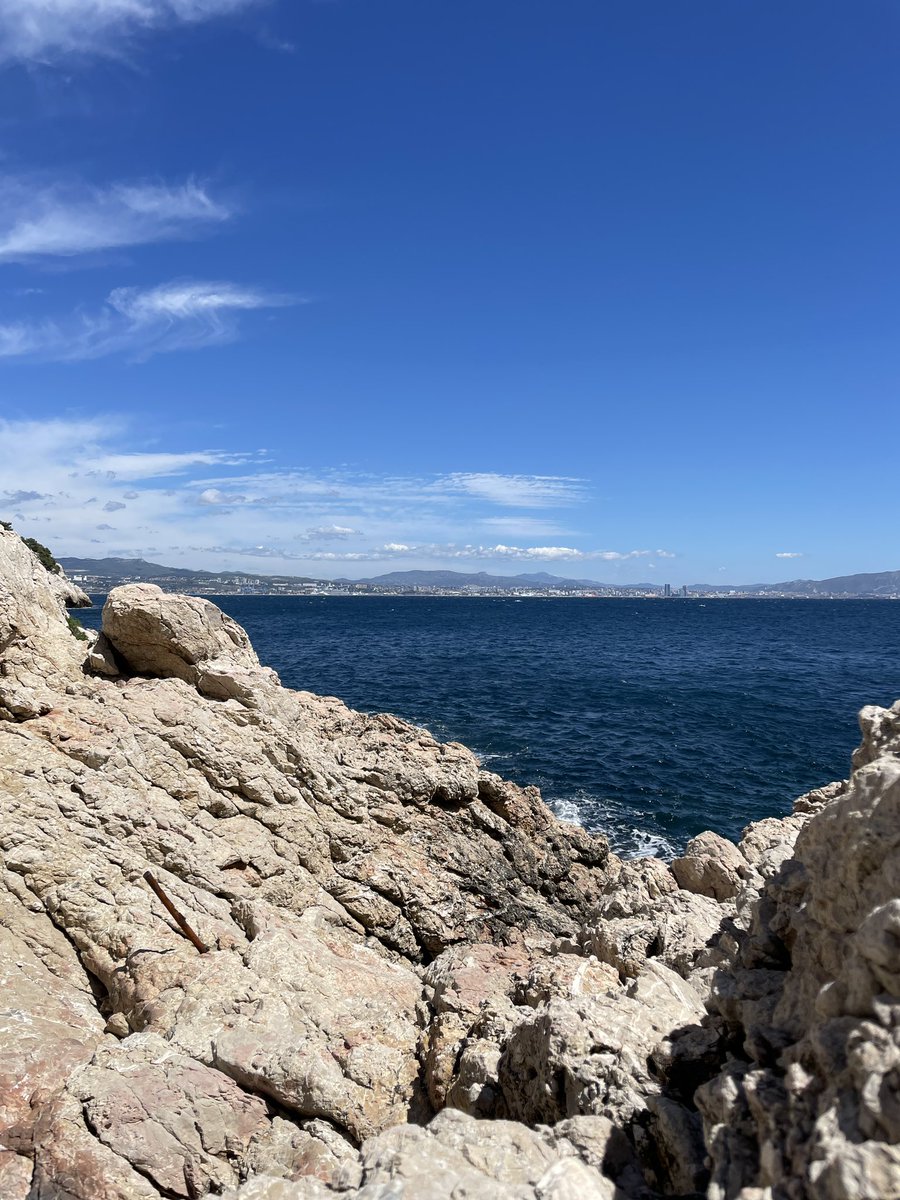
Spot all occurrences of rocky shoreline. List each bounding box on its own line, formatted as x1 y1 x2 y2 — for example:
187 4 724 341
1 526 898 1199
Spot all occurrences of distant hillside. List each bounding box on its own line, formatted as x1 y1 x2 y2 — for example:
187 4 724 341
58 557 900 597
340 569 635 589
690 570 900 597
59 557 229 580
762 570 900 597
339 569 559 588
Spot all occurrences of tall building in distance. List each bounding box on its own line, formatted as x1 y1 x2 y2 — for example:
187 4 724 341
682 585 688 598
664 583 672 598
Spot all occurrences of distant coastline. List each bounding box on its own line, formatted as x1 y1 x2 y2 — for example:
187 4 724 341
63 557 900 600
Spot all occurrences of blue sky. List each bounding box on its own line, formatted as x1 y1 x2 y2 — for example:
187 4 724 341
0 1 897 583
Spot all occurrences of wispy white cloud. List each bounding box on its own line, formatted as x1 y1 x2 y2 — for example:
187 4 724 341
197 487 246 506
775 551 804 559
478 516 571 538
193 542 673 565
93 449 254 479
0 177 232 262
0 279 293 361
0 0 265 63
0 416 671 577
296 524 358 542
183 468 586 515
438 472 586 508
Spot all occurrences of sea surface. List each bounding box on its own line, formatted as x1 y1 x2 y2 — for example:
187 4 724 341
80 597 900 859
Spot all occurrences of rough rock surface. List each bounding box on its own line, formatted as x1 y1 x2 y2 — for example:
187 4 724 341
1 526 899 1199
0 528 91 718
672 831 753 902
696 697 900 1200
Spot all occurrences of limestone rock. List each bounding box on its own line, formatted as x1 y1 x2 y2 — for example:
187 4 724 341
0 538 615 1197
584 883 724 981
852 698 900 769
4 526 900 1200
671 829 752 901
423 942 531 1113
47 564 92 610
0 528 88 717
269 1107 642 1200
498 961 705 1129
102 584 280 701
0 891 105 1150
86 630 123 677
71 1033 274 1197
697 701 900 1198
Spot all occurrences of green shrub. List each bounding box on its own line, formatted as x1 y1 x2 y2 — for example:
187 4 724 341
0 520 11 531
66 614 88 641
23 536 61 574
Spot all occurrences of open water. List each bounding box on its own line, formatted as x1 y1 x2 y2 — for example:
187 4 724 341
80 596 900 858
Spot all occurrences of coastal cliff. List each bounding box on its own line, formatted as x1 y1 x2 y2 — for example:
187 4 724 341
0 526 898 1199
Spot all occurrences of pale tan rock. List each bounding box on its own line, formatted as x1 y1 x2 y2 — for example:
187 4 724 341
595 854 678 915
332 1108 630 1200
0 528 87 717
86 630 122 677
45 560 92 610
583 888 724 980
423 942 531 1112
672 829 752 900
516 953 620 1007
27 1087 164 1199
852 698 900 769
224 1180 333 1200
71 1033 273 1197
738 812 806 879
0 865 105 1149
102 583 281 703
0 1152 33 1200
5 527 900 1200
498 961 705 1128
0 541 616 1196
697 701 900 1198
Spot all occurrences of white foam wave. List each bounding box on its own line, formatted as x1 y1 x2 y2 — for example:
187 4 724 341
548 792 680 861
549 797 584 827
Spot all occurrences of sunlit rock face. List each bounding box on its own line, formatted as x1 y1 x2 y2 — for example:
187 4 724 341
1 524 898 1199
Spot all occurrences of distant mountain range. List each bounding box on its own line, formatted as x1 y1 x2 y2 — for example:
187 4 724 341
688 570 900 597
57 558 900 597
59 556 227 580
59 556 315 584
335 569 653 590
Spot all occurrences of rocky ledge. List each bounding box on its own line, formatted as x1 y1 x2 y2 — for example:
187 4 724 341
0 525 898 1200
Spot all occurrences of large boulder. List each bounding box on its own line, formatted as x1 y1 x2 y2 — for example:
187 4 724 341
102 584 280 702
671 830 753 901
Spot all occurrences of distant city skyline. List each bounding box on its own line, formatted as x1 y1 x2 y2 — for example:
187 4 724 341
0 3 898 583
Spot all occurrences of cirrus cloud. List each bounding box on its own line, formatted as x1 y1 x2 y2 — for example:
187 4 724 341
438 472 586 508
0 0 267 63
0 415 673 578
195 542 675 565
0 177 233 262
0 278 295 361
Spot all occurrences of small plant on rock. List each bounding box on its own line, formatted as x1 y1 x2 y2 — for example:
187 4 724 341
66 614 88 641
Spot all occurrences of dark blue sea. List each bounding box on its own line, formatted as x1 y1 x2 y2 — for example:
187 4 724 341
80 597 900 858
